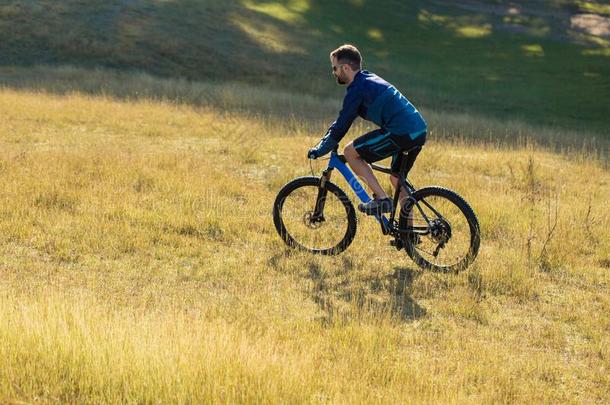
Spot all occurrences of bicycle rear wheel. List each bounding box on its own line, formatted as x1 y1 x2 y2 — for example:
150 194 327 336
399 186 480 272
273 176 357 255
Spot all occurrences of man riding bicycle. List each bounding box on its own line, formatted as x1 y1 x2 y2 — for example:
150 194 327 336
308 44 427 215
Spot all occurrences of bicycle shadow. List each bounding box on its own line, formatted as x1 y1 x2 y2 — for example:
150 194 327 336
389 266 427 320
268 251 426 324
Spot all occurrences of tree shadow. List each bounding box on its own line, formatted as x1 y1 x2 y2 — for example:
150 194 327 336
0 0 315 90
1 0 608 137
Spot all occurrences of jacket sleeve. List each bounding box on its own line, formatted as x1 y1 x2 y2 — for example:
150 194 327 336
325 84 363 142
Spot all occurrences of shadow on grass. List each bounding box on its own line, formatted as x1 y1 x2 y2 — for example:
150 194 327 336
307 259 427 325
268 250 426 324
1 0 609 137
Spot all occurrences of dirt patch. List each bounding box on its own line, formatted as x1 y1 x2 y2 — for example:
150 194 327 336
429 0 610 46
430 0 571 19
571 13 610 37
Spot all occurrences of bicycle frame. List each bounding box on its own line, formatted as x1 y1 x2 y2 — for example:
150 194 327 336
311 149 431 237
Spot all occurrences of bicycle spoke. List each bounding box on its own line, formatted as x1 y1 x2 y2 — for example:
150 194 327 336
280 185 350 252
400 186 480 272
412 196 473 267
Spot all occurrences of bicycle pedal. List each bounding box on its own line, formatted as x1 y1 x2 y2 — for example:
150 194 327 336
390 239 403 250
358 206 379 216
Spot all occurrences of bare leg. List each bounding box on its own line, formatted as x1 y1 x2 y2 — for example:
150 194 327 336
344 143 387 198
390 174 409 207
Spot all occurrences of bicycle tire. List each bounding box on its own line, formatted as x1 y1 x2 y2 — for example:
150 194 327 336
399 186 480 273
273 176 357 255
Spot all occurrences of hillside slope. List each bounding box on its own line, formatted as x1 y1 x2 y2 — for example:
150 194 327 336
1 0 609 135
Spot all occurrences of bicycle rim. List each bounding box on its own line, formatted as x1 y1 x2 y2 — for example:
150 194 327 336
278 182 354 253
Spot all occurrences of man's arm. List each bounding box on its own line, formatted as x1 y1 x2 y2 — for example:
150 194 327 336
308 85 363 159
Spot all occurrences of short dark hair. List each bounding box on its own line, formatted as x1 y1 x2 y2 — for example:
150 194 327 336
330 44 362 71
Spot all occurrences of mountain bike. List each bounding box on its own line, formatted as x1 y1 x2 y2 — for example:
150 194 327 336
272 146 480 273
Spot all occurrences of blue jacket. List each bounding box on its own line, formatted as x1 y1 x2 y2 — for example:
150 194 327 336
327 70 427 142
310 70 427 158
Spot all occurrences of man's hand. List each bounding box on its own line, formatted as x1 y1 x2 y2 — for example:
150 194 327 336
308 132 338 160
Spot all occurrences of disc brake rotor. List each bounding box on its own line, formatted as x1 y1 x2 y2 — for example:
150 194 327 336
429 218 451 244
303 212 323 229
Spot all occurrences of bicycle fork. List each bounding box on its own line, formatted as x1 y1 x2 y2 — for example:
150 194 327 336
311 168 333 223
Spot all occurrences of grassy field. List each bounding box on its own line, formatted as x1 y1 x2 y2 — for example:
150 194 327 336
1 63 607 155
0 0 609 402
0 84 608 402
1 0 609 134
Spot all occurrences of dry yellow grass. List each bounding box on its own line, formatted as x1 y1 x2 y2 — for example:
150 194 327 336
0 87 608 403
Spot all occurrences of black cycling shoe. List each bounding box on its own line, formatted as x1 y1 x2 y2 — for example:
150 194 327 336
358 197 394 215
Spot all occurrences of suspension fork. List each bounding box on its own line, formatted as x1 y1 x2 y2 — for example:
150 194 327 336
311 167 333 221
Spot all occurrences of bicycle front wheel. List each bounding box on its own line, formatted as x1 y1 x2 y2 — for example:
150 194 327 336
273 176 357 255
399 186 480 272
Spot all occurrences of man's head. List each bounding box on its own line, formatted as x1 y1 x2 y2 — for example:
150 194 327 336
330 44 362 85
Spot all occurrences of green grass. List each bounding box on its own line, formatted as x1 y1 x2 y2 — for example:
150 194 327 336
1 0 609 135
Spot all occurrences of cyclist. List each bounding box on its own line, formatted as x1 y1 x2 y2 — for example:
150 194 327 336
308 44 427 215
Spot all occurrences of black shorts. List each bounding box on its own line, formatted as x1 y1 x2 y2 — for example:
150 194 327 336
353 129 426 173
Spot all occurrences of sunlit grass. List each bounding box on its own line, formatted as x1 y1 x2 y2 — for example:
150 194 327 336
231 14 306 54
577 0 610 16
0 0 608 398
582 47 610 56
455 24 492 38
242 0 310 24
0 84 608 402
522 43 545 56
2 64 606 155
367 28 384 41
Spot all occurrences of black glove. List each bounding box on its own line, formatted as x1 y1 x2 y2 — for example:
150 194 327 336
308 133 338 159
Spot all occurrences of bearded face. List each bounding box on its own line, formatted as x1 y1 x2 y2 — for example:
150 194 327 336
336 70 347 85
331 56 348 85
